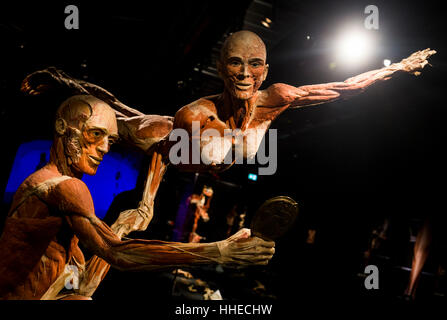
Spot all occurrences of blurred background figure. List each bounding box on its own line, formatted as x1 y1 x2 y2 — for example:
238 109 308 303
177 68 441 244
187 186 213 243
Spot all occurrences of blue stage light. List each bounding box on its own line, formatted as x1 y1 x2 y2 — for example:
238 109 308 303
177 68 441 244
3 140 142 219
248 173 258 181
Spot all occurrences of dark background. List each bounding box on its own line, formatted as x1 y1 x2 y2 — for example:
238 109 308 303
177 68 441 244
1 0 446 311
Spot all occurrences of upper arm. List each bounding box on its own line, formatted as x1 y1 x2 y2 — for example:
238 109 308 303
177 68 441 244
117 114 174 152
50 179 121 258
118 115 174 140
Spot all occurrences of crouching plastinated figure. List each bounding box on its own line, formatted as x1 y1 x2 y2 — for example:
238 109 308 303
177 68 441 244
0 95 275 300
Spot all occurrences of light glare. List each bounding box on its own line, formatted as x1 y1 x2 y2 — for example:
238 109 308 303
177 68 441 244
335 30 372 65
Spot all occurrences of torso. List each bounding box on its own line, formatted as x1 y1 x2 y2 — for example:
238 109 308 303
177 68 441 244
0 166 85 300
172 84 293 172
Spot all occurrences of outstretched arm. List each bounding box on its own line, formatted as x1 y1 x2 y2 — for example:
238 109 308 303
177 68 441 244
276 48 436 108
71 211 273 272
53 179 274 272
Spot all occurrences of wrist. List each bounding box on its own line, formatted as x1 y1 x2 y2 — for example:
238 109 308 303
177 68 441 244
214 240 228 264
216 239 227 255
390 62 403 71
198 241 223 260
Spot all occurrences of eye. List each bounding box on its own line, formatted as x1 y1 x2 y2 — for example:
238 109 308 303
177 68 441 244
86 129 105 141
229 61 241 67
90 130 103 139
251 62 262 68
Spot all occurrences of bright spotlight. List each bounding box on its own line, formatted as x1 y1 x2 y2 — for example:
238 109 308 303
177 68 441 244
383 59 391 67
335 29 372 65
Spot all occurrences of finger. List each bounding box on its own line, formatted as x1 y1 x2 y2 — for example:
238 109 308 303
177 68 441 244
254 240 275 249
243 255 271 263
257 253 274 260
257 247 275 255
233 251 271 263
255 259 270 266
248 237 270 247
258 239 275 248
334 82 351 88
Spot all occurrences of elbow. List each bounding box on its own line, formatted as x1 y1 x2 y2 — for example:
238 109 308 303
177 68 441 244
87 241 133 271
98 250 134 271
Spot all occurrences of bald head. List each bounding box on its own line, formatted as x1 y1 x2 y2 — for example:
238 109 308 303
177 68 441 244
56 95 115 131
54 94 118 176
220 31 267 62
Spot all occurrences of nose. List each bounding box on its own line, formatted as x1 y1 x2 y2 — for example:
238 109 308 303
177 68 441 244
96 137 109 155
236 63 250 80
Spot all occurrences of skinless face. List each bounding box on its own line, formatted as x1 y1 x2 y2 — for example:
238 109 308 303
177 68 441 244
70 103 119 175
219 32 269 100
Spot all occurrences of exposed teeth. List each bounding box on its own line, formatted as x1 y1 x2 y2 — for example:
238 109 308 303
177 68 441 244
236 83 252 90
88 156 101 165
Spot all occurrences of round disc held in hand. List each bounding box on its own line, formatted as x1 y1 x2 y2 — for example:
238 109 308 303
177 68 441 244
251 196 298 241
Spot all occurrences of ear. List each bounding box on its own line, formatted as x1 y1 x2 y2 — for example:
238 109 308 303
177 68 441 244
55 118 67 135
262 64 269 81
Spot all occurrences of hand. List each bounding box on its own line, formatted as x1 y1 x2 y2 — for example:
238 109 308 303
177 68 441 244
21 68 61 95
215 228 275 266
396 48 436 75
21 67 82 96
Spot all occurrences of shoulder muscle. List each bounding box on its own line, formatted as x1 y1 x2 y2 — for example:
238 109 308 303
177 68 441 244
48 178 95 218
261 83 308 107
174 99 217 131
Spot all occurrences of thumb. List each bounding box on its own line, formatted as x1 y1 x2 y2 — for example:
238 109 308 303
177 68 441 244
231 228 251 240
